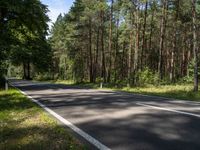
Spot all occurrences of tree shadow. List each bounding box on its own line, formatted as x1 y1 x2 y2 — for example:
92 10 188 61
6 79 200 150
0 92 36 112
0 124 85 150
75 110 200 150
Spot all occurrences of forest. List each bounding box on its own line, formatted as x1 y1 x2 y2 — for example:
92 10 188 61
0 0 200 91
50 0 200 91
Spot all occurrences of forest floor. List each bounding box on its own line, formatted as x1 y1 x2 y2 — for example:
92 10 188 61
0 89 86 150
51 80 200 101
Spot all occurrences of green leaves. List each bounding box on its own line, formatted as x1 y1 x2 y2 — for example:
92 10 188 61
0 0 51 78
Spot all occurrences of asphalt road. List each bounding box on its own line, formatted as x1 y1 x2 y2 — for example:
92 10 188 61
9 79 200 150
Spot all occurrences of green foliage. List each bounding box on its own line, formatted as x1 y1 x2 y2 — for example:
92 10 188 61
137 67 160 86
7 64 23 78
0 0 51 79
181 76 193 83
34 72 53 81
179 59 200 83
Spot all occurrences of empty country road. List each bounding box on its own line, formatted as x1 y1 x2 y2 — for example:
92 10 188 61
9 79 200 150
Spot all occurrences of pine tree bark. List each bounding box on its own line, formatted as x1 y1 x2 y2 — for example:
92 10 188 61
94 27 100 83
127 12 133 87
133 4 140 85
158 0 168 80
141 1 148 70
89 18 93 82
170 0 179 82
128 31 133 87
114 3 120 83
107 0 113 82
192 0 198 92
149 6 155 69
101 10 106 83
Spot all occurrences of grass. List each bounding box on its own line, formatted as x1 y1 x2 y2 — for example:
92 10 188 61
0 89 86 150
120 84 200 101
50 80 200 101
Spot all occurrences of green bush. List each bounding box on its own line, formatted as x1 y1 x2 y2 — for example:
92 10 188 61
178 59 200 84
137 67 160 86
7 65 23 78
180 76 193 83
34 73 53 81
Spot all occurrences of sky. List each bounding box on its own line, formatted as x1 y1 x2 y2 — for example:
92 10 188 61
41 0 75 27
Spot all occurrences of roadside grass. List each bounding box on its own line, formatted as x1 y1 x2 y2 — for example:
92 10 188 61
0 89 86 150
52 80 75 85
120 84 200 101
49 80 200 101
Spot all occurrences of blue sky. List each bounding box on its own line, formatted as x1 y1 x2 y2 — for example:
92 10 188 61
41 0 74 26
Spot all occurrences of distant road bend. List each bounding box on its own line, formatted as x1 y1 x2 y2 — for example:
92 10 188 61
9 79 200 150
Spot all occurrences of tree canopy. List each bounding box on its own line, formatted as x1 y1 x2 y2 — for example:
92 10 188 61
0 0 51 79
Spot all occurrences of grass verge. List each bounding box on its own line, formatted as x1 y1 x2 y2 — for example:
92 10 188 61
50 80 200 101
0 89 86 150
120 84 200 101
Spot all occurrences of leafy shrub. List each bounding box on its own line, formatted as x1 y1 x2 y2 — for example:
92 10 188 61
34 73 53 81
137 67 160 86
7 65 23 78
179 59 200 84
180 76 193 83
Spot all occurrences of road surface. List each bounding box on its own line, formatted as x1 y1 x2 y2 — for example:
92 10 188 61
9 79 200 150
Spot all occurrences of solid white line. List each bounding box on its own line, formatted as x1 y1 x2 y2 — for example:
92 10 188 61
114 89 200 105
136 102 200 118
9 81 111 150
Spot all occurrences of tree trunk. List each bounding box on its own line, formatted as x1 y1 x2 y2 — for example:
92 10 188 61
107 0 113 83
158 0 168 80
22 61 31 80
89 18 93 82
149 7 155 69
94 27 100 83
127 12 133 87
114 3 120 83
192 0 198 92
170 0 179 82
23 62 26 79
133 5 140 85
141 1 148 70
101 10 106 83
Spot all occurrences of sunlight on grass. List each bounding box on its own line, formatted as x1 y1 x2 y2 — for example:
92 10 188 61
121 84 200 101
49 80 200 101
54 80 75 85
0 89 86 150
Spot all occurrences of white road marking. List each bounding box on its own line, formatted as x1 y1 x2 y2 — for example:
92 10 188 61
115 90 200 106
9 81 111 150
136 102 200 118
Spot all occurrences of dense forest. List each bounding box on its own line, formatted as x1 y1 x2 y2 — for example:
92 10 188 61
50 0 200 91
0 0 200 91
